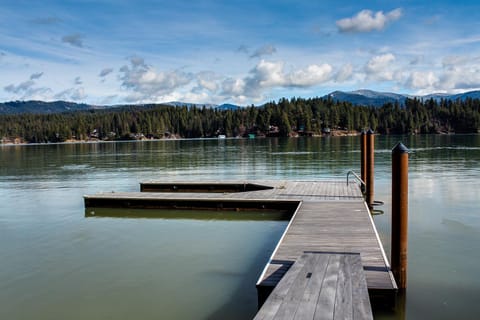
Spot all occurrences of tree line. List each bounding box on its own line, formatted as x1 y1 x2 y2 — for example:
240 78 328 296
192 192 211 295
1 97 479 143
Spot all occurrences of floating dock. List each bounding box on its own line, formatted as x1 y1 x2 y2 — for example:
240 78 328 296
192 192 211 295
84 180 397 316
254 252 373 320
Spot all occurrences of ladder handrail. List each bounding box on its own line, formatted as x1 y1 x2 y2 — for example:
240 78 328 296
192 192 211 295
347 170 366 194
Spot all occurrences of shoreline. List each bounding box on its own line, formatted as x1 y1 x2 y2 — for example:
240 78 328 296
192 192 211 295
0 131 466 146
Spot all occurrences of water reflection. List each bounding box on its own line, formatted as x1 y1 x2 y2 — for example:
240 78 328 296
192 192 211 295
1 135 480 319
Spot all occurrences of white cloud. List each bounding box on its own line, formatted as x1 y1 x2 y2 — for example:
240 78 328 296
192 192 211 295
336 8 402 33
119 56 194 102
405 71 439 89
196 71 219 92
288 64 332 86
365 53 396 80
221 78 246 96
62 33 84 47
250 60 285 87
335 63 353 82
403 55 480 94
221 59 333 100
439 67 480 91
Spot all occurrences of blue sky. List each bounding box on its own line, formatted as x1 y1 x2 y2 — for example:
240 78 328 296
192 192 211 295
1 0 480 105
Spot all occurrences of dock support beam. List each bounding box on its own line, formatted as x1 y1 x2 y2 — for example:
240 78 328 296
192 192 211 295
366 129 375 208
391 142 409 289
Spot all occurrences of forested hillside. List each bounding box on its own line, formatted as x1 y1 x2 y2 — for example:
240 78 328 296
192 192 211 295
1 97 479 143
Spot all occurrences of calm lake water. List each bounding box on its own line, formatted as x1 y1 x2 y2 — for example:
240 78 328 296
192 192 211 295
1 135 479 319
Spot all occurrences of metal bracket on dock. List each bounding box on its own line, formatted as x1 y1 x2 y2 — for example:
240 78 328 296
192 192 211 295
347 170 366 195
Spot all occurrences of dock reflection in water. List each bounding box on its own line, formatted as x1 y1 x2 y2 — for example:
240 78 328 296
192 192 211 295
85 208 293 221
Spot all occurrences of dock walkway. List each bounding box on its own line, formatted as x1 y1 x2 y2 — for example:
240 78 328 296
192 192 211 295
84 180 397 313
254 252 373 320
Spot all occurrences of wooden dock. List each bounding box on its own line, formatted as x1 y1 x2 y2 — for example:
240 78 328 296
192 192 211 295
254 253 373 320
84 180 397 316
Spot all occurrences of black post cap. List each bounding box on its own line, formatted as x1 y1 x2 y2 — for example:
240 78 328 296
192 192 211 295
392 142 409 154
367 128 374 134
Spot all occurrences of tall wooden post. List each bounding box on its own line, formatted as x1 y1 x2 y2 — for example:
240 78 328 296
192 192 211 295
391 142 409 289
366 129 375 207
360 130 367 185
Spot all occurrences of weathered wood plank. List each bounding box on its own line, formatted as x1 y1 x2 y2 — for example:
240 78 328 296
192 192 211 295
333 254 353 320
255 253 373 320
293 254 330 319
254 255 309 320
314 255 340 320
351 254 374 320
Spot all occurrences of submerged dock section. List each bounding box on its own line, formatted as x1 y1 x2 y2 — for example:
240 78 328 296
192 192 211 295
84 180 397 317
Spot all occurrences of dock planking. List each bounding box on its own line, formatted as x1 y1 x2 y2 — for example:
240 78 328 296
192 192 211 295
83 180 397 308
254 253 373 320
256 200 396 307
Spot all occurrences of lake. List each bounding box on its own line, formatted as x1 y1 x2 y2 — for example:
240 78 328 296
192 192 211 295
1 135 479 319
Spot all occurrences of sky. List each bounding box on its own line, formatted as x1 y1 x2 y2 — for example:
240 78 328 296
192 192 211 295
1 0 480 106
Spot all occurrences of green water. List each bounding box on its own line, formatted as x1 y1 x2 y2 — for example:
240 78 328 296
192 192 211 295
1 135 479 319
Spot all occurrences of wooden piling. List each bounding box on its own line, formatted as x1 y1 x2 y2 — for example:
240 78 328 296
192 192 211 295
366 129 375 207
361 130 367 184
391 142 409 289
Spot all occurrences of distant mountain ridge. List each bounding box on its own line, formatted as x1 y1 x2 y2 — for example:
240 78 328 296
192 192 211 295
0 100 102 115
1 90 480 114
323 89 480 107
0 100 243 115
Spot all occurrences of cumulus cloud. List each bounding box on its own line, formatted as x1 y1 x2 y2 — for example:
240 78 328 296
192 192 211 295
400 54 480 94
119 56 194 101
62 33 84 47
248 60 285 88
335 63 354 82
439 67 480 91
336 8 402 33
288 64 333 86
30 72 44 80
250 45 277 58
405 71 439 89
99 67 114 77
221 78 247 97
222 59 333 100
195 71 219 92
365 53 396 80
